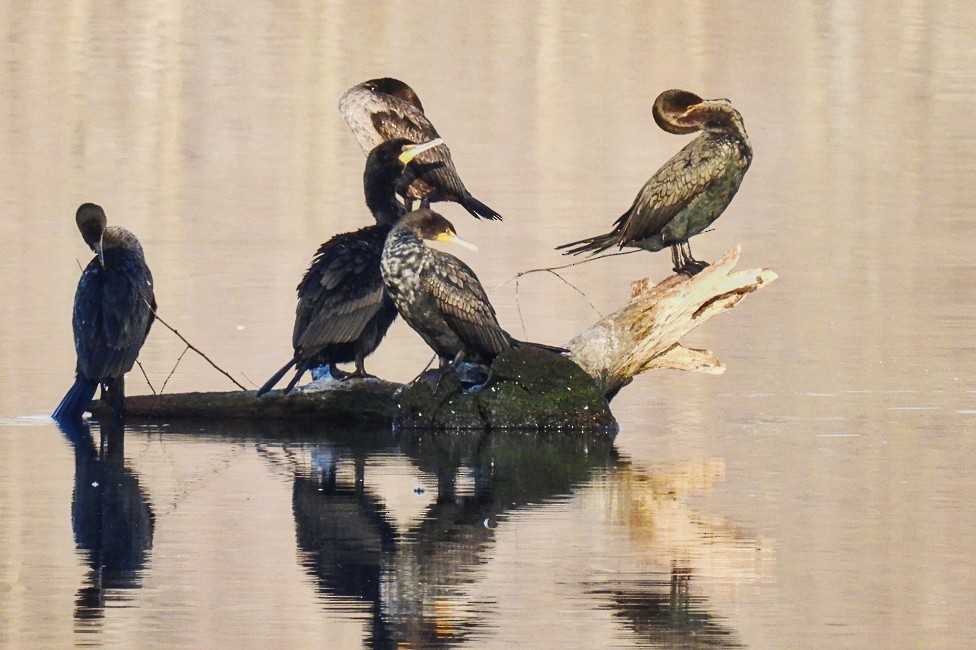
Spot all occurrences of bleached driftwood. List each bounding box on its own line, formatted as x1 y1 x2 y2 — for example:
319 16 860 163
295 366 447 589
567 246 777 397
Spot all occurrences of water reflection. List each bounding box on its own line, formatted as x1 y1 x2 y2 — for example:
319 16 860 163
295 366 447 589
56 417 154 632
595 575 742 648
592 458 763 648
291 443 399 647
237 422 763 647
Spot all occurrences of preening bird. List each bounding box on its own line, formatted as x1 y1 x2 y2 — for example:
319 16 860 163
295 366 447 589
557 89 752 275
53 203 155 421
339 77 502 221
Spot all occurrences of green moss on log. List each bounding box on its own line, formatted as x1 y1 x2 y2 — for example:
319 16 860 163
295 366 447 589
395 348 616 432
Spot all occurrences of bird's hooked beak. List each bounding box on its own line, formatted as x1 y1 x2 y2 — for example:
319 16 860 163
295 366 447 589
399 138 444 164
436 229 478 252
93 237 105 268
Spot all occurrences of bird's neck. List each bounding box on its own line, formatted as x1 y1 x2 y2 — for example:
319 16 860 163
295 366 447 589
701 106 749 146
382 226 429 296
387 224 424 253
364 170 406 226
102 226 144 255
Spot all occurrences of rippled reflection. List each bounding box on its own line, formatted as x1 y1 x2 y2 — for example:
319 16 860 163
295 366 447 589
141 420 769 648
593 576 742 648
56 417 154 633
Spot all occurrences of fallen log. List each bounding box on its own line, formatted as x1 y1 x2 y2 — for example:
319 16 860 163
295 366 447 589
94 246 776 430
105 379 401 426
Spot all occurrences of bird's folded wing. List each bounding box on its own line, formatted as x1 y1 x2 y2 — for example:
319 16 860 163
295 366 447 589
294 233 386 349
620 141 733 241
424 254 509 356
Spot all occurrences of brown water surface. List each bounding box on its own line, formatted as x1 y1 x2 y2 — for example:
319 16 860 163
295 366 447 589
2 2 975 648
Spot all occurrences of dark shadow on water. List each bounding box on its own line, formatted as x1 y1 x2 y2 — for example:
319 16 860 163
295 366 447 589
55 415 154 633
105 419 752 648
591 570 744 649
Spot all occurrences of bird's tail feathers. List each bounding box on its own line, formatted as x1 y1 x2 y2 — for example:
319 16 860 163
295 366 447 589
555 229 622 256
461 193 503 221
283 361 312 394
513 340 569 355
256 359 298 397
52 376 98 421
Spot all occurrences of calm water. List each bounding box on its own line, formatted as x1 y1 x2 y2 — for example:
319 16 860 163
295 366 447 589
2 2 976 648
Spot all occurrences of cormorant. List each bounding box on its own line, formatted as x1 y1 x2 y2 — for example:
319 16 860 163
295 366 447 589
557 89 752 275
381 209 562 368
53 203 156 421
338 77 502 221
256 138 444 396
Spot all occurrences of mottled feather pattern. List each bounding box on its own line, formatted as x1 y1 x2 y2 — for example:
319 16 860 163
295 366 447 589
423 254 509 358
338 81 501 219
381 231 468 360
370 110 437 150
620 134 741 244
339 87 439 153
339 85 461 202
382 226 511 362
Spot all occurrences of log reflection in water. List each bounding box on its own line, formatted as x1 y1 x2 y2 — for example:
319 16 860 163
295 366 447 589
604 459 773 586
230 419 766 648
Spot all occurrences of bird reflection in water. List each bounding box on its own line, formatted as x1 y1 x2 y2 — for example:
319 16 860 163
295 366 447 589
56 416 154 631
593 569 743 648
250 423 770 648
290 444 400 648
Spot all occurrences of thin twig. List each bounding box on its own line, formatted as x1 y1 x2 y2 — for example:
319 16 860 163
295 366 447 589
407 355 438 385
239 371 260 390
509 268 602 335
493 249 638 290
544 269 604 318
501 251 630 336
147 300 247 391
135 359 157 395
160 345 190 394
514 277 527 337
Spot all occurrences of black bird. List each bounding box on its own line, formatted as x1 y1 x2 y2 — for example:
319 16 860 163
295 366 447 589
557 89 752 275
256 138 445 396
339 77 502 221
381 209 562 368
53 203 156 421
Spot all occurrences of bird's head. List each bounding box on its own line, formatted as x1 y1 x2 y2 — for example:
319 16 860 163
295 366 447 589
403 209 478 251
76 203 108 268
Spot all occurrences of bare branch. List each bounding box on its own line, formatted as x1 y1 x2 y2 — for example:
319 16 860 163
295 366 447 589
160 345 191 394
134 359 157 395
493 249 638 291
147 301 247 391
